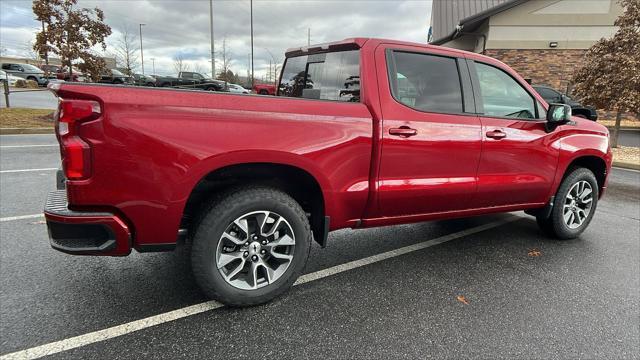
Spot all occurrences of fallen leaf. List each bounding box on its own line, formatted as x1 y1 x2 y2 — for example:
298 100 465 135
528 248 542 257
456 295 469 305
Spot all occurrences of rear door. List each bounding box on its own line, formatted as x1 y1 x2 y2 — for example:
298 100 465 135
375 45 482 216
469 60 559 208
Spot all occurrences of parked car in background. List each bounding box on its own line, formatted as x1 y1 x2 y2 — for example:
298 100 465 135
1 62 56 86
39 64 61 78
98 69 133 85
227 83 250 94
57 66 86 82
132 73 156 87
532 85 598 121
0 69 22 86
152 72 225 91
253 83 276 95
45 38 612 307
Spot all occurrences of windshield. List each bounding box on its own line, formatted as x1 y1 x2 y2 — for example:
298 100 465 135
111 69 124 76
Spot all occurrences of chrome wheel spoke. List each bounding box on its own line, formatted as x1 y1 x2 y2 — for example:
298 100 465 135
222 230 246 245
217 251 243 269
248 261 260 288
233 218 249 235
269 250 293 261
261 262 276 284
579 187 592 200
566 211 575 226
223 258 246 281
270 233 295 247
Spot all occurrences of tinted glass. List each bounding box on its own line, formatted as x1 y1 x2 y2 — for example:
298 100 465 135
476 62 536 119
21 64 41 72
278 50 360 102
390 52 463 114
1 64 9 70
534 87 560 102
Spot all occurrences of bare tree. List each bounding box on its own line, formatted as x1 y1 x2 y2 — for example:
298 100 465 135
173 54 190 74
112 25 139 76
23 40 42 63
192 62 206 76
216 37 232 81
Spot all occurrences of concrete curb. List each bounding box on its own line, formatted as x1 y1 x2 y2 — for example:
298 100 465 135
606 126 640 132
0 127 53 135
613 161 640 171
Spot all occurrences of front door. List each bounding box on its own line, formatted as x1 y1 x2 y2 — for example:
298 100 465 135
375 47 482 217
470 61 559 208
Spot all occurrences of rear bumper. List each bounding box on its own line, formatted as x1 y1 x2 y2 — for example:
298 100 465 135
44 190 132 256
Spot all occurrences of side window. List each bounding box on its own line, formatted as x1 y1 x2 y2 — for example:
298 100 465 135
1 64 9 70
389 51 463 114
278 50 360 102
475 62 536 119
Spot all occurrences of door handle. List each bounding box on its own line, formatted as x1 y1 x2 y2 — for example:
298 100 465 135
389 126 418 137
486 129 506 139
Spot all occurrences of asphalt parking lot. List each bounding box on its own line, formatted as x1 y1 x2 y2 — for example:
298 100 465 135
1 134 639 359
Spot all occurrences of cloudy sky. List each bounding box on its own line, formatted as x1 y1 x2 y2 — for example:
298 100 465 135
0 0 432 78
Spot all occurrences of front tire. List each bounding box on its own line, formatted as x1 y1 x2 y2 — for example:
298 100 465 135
537 167 599 239
191 187 311 306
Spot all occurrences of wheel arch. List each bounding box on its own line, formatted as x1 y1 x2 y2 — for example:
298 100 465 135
181 158 329 247
558 154 608 198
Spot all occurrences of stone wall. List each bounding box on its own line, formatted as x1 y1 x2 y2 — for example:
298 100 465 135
484 49 637 121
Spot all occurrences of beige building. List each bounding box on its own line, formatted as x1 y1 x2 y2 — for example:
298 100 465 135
429 0 623 93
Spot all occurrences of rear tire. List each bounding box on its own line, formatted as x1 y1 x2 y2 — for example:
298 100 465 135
191 187 311 306
536 167 599 239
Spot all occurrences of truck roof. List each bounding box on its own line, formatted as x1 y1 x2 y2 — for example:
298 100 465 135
285 37 496 64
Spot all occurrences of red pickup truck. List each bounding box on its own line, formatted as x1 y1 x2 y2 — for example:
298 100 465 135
252 82 276 95
45 38 612 306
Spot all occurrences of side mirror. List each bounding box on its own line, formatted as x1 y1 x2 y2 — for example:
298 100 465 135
546 103 571 131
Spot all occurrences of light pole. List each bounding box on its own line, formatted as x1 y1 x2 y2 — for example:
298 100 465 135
150 58 155 74
209 0 215 78
139 23 146 74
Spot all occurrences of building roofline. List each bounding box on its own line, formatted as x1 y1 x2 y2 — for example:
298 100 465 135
430 0 528 45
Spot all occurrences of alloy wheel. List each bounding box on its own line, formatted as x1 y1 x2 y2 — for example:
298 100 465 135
563 180 593 229
215 211 295 290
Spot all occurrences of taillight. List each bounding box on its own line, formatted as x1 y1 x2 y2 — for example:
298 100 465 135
56 99 101 180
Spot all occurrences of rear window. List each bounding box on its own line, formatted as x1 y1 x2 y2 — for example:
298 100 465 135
278 50 360 102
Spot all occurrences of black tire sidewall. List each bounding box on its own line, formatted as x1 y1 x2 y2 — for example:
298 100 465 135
549 168 599 239
191 188 311 305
